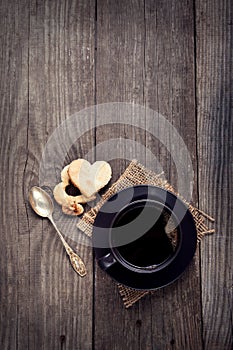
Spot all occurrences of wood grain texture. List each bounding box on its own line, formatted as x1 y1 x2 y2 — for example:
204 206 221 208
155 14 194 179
28 1 95 349
1 0 95 349
0 1 30 349
196 0 233 349
94 1 145 349
94 0 202 349
142 1 202 349
0 0 232 349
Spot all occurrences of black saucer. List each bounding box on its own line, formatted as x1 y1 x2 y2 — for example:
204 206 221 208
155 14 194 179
92 185 197 290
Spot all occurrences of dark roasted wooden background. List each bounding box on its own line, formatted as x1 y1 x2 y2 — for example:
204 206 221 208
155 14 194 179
0 0 232 349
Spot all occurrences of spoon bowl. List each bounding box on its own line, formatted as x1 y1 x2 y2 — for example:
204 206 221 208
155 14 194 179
29 186 54 218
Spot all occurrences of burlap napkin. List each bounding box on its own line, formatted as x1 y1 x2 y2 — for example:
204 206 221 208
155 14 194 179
77 160 214 308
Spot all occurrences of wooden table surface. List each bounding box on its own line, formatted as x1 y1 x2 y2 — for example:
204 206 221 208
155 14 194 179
0 0 232 349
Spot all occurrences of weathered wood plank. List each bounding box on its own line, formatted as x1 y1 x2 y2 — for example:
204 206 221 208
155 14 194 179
0 1 30 349
196 0 233 348
27 0 95 349
142 1 202 349
94 0 146 349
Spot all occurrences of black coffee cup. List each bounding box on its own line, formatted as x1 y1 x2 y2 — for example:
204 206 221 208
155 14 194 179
93 185 197 290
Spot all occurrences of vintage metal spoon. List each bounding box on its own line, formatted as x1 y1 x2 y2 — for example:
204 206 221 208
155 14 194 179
28 186 87 277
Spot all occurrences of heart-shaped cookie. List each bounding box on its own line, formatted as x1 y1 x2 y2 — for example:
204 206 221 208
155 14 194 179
53 164 96 216
68 159 112 198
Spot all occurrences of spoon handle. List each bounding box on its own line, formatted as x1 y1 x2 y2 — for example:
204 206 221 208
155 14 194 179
49 217 87 277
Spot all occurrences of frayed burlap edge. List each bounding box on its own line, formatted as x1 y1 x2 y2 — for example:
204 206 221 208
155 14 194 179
77 160 215 308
